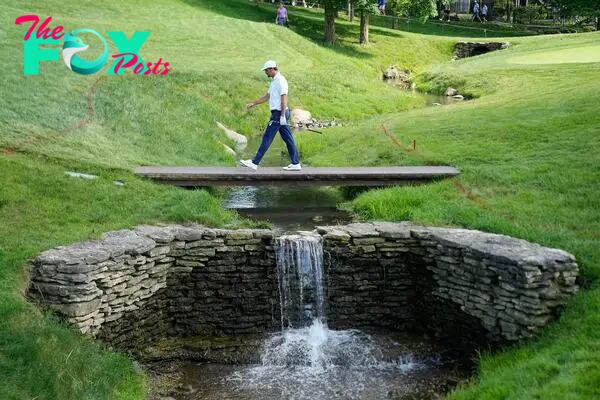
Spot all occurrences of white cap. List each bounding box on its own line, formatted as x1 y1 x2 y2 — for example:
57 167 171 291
261 60 277 70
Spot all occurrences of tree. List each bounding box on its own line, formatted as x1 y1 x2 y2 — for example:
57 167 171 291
546 0 600 26
322 0 345 44
354 0 379 44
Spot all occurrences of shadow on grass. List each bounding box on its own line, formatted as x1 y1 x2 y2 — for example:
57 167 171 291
181 0 374 59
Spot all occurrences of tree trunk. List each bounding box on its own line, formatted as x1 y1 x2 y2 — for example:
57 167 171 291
392 17 398 29
324 5 336 44
359 12 369 45
597 16 599 31
349 2 354 22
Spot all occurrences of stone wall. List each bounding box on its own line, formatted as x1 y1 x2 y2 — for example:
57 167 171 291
28 223 578 349
454 41 509 59
320 223 578 343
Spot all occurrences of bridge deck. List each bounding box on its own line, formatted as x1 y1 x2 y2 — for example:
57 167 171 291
135 166 460 187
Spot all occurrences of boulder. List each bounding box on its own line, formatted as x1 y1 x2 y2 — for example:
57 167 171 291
220 142 236 156
383 66 399 79
452 94 464 100
444 87 458 96
216 122 247 151
291 108 312 124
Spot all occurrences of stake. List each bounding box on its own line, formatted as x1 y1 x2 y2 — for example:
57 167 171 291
306 128 323 134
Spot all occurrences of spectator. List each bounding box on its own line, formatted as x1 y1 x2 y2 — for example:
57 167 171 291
378 0 385 15
472 0 482 22
481 3 488 22
440 2 451 21
276 2 288 25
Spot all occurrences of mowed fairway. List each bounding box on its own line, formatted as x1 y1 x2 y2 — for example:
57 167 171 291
508 44 600 64
1 0 600 399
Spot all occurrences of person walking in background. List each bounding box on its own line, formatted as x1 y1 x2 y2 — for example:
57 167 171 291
378 0 386 15
440 1 451 21
241 60 301 171
276 2 288 25
481 3 488 22
472 0 481 22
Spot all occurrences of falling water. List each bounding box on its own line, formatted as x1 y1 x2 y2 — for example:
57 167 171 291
210 234 425 399
275 233 326 329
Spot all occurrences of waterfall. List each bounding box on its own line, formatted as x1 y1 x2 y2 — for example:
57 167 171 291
223 233 424 399
275 233 325 329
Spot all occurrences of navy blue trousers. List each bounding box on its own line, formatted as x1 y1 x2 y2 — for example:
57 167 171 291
252 109 300 165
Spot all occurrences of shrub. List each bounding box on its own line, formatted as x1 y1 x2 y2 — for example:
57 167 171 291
513 5 544 24
543 29 561 34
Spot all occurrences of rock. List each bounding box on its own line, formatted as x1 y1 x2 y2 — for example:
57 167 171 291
216 121 247 151
220 142 236 156
135 225 176 243
291 108 311 124
113 180 125 186
444 87 458 96
383 66 412 89
383 66 399 79
432 102 442 106
50 297 102 317
452 95 464 100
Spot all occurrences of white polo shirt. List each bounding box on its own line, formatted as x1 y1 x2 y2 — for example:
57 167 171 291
268 72 288 111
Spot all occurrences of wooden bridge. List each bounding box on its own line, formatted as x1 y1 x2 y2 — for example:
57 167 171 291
134 166 460 187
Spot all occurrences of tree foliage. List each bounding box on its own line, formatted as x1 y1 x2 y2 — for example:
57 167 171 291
545 0 600 19
386 0 439 21
354 0 379 14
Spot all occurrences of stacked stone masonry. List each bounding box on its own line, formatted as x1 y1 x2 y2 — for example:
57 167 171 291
28 223 578 349
454 41 509 59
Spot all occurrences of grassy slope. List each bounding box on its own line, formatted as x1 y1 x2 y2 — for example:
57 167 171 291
299 33 600 399
1 0 599 398
0 1 455 398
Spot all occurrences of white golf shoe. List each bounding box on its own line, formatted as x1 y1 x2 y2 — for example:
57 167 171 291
239 159 258 170
283 163 301 171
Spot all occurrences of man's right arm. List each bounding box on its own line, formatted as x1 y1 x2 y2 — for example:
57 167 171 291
246 92 269 109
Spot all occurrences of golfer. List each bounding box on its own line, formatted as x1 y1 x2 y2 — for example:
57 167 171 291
241 60 301 171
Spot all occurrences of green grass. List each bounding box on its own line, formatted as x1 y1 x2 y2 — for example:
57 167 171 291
297 32 600 399
507 45 600 64
1 0 600 398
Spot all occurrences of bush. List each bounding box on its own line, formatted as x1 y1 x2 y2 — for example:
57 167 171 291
543 29 561 34
580 26 597 32
513 5 544 24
